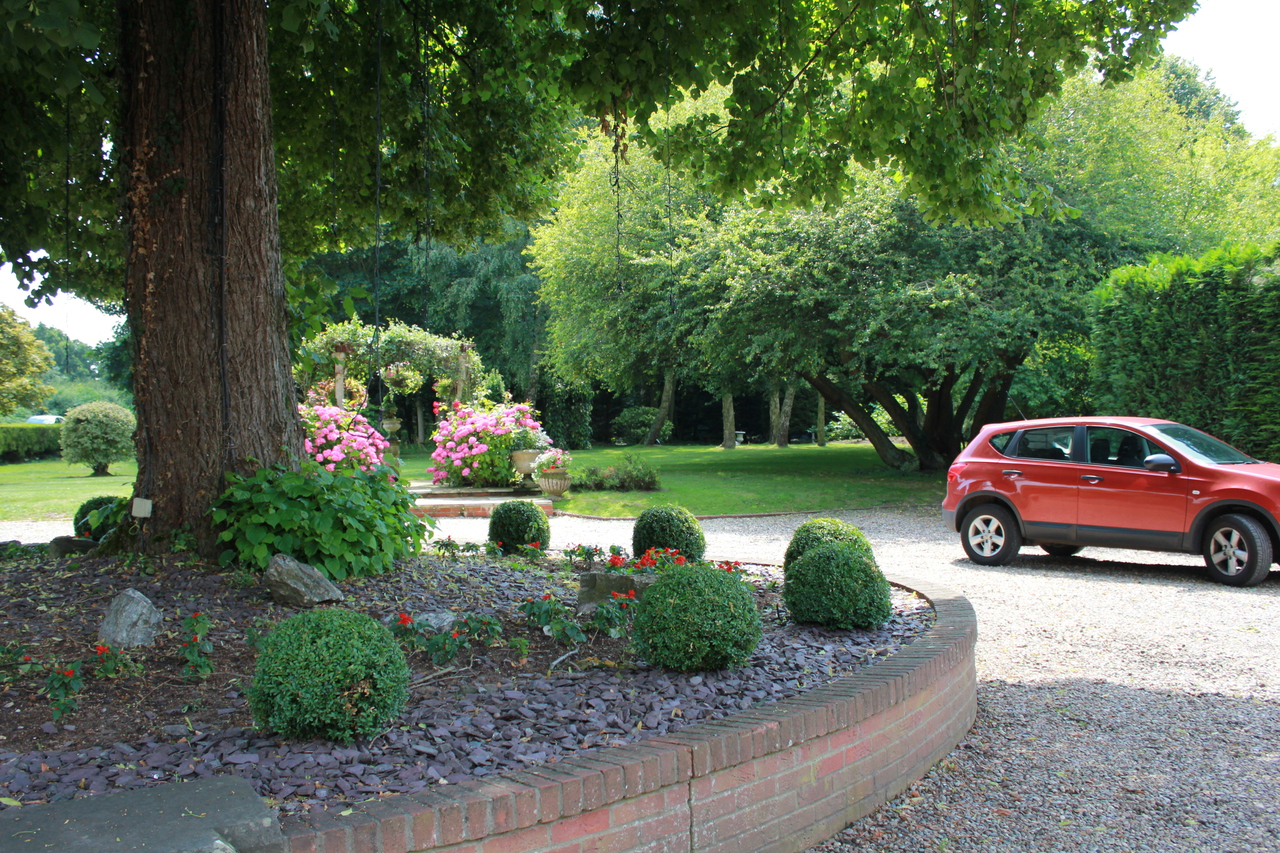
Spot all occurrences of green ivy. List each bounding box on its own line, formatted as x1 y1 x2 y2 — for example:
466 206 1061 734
211 462 430 580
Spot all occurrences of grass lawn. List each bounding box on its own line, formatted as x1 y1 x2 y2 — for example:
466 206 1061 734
403 442 944 517
0 458 137 521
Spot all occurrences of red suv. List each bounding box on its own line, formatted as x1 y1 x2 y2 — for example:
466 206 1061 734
942 417 1280 586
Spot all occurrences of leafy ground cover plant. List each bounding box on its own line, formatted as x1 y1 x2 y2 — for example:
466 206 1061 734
73 495 127 539
211 461 428 580
570 454 660 492
179 612 215 681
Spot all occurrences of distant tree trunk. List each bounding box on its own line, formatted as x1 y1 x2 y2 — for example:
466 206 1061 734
767 377 781 443
799 371 916 470
119 0 301 556
416 399 426 444
815 395 826 446
775 384 795 447
720 393 736 449
644 369 675 445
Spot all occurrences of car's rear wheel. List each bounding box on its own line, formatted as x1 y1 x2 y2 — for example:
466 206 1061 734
1203 514 1273 587
1040 544 1083 557
961 504 1022 566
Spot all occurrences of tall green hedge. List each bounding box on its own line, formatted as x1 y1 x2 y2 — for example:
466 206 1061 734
0 424 62 462
1091 244 1280 459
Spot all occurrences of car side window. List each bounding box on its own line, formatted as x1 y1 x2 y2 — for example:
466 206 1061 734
989 432 1015 454
1012 427 1074 461
1087 427 1155 468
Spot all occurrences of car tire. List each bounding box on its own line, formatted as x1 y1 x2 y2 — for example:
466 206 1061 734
1040 544 1083 558
961 504 1022 566
1202 514 1273 587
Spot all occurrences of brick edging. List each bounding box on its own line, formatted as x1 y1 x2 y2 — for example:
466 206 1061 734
281 574 978 853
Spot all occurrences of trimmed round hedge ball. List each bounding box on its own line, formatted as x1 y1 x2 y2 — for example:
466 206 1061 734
783 518 873 574
783 541 892 630
60 401 135 476
73 495 127 539
248 609 408 744
488 500 552 555
633 564 762 671
632 504 705 561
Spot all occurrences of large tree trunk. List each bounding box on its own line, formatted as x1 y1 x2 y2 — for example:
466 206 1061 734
775 384 795 448
799 371 916 470
720 393 736 450
644 369 675 445
815 395 826 446
864 382 949 471
119 0 301 555
767 377 781 443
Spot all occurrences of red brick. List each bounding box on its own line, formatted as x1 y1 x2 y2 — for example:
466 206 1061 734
356 801 411 853
477 823 552 853
396 792 440 848
525 766 585 817
584 751 646 799
503 769 565 824
343 810 382 853
560 756 624 804
284 826 320 853
605 788 670 828
456 778 519 835
549 807 611 844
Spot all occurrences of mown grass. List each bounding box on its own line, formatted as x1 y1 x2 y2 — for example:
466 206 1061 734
404 442 944 517
0 442 943 522
0 458 137 521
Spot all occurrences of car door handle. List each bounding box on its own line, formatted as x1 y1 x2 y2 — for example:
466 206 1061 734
1080 474 1104 483
1002 470 1022 477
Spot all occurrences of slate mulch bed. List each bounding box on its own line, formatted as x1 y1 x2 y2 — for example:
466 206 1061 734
0 543 934 817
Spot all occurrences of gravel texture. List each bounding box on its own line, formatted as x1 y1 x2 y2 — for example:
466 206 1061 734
3 508 1279 853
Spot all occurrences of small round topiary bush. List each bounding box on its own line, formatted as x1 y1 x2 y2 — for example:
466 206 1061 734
60 401 135 476
632 504 705 561
633 564 762 671
73 495 128 539
783 518 874 574
784 541 893 630
248 609 409 744
488 500 551 554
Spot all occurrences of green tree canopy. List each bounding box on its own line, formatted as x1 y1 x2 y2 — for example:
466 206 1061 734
0 306 55 415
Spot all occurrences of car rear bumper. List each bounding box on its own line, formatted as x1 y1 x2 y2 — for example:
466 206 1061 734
942 507 957 531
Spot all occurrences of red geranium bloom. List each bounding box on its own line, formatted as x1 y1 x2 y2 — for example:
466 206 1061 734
529 541 540 549
542 594 552 600
608 554 625 568
94 644 109 655
397 613 413 626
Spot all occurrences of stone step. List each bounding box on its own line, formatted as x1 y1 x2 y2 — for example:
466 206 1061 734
412 495 553 519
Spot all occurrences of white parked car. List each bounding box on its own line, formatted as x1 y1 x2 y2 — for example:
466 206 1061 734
25 415 64 424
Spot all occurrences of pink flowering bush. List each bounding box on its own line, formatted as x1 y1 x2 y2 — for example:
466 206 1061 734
299 405 389 473
428 400 546 486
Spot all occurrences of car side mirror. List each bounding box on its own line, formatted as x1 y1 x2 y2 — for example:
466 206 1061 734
1144 453 1181 474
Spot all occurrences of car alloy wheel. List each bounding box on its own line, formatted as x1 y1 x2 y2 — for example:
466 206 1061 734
961 504 1022 566
1203 513 1273 587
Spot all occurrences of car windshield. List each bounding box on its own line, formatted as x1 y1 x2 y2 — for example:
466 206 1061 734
1151 424 1257 464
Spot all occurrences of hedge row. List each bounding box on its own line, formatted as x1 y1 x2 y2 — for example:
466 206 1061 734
1091 244 1280 460
0 424 62 463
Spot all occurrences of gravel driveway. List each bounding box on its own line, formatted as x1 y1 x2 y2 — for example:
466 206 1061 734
4 508 1278 852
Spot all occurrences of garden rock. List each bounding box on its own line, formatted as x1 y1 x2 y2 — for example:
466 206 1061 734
48 536 97 559
98 588 163 648
263 554 345 607
577 572 659 614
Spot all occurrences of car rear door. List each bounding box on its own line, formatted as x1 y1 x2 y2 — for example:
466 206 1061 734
1076 426 1189 550
1004 425 1080 544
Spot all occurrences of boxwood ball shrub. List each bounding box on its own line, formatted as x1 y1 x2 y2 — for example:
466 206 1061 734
248 609 409 744
74 495 128 539
60 401 135 476
633 564 762 671
488 500 551 555
632 504 705 561
784 541 893 630
783 518 874 573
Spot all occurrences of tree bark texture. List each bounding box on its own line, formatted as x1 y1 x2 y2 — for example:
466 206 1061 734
815 395 826 446
720 393 735 450
767 377 781 444
799 372 915 470
775 384 795 448
644 369 675 445
119 0 301 554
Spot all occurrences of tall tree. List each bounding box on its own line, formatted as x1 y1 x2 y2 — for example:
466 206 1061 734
0 306 55 415
3 0 1196 552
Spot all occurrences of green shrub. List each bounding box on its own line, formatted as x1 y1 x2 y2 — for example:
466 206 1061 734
633 504 705 561
612 407 673 445
783 518 874 573
572 454 661 492
784 541 892 630
633 564 762 671
488 500 551 555
0 424 62 463
247 609 408 744
74 495 128 539
60 401 135 475
211 462 427 580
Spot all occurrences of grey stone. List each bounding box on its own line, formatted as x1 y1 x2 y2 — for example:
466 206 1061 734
576 571 659 613
48 535 97 558
98 588 163 648
263 554 344 607
162 724 191 738
417 611 457 632
0 774 284 853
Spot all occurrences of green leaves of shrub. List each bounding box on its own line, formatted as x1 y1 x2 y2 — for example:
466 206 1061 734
211 462 429 580
632 504 705 561
632 564 761 672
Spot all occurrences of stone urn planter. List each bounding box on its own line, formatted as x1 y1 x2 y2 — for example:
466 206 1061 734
511 449 542 488
536 469 571 500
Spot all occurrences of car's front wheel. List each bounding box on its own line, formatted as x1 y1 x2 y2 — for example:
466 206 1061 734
1203 513 1273 587
1040 544 1083 558
961 504 1022 566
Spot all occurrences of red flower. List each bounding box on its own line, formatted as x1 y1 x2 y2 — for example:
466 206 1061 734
611 591 623 599
608 554 625 568
674 556 687 565
63 670 74 677
191 635 200 642
397 613 413 626
193 612 200 617
22 655 31 662
542 594 551 600
451 631 460 639
529 541 540 549
627 590 636 598
94 644 109 656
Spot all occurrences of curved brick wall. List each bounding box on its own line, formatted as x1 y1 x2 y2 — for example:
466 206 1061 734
282 575 977 853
